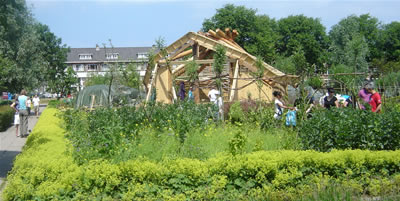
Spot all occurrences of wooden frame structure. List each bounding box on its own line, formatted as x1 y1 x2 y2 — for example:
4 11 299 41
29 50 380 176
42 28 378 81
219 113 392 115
143 29 299 103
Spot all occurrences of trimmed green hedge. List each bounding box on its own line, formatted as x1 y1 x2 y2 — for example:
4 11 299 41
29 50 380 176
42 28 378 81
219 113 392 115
0 105 14 131
3 108 400 200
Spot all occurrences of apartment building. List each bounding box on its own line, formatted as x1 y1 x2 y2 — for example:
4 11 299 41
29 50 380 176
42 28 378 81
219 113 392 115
66 45 152 90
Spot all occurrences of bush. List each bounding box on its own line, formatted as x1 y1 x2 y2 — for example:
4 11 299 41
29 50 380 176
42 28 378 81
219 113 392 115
4 108 400 200
299 108 400 151
0 105 14 131
0 100 12 106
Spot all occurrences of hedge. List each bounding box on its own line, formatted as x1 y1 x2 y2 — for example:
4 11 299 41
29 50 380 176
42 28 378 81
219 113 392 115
0 105 14 131
3 108 400 200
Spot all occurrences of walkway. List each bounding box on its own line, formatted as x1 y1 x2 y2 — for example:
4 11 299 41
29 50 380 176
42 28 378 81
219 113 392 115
0 105 46 195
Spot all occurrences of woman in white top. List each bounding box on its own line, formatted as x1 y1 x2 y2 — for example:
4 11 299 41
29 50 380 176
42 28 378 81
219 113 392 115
273 91 294 120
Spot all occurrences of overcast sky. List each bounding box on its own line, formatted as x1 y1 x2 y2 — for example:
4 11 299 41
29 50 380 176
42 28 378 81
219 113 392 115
26 0 400 48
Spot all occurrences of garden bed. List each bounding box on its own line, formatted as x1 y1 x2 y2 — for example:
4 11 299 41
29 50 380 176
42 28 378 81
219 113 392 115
3 107 400 200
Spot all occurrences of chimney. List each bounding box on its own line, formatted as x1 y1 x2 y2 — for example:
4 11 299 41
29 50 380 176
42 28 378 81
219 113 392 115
96 44 100 51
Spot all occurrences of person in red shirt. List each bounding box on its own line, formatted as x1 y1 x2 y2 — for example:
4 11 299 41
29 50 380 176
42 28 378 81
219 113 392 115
365 83 382 113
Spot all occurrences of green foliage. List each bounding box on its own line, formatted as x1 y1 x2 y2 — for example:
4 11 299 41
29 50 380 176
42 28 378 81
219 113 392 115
299 108 400 151
202 4 278 63
250 56 265 99
329 14 374 71
380 21 400 62
213 44 226 90
0 105 14 131
121 63 141 89
228 101 245 124
273 55 296 74
5 115 400 201
63 101 214 163
306 76 323 89
228 130 247 156
277 15 329 68
185 60 199 85
84 73 110 87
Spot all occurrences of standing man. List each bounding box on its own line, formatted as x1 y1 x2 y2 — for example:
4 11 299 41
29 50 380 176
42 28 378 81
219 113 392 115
208 87 219 104
365 82 382 113
18 89 29 137
33 94 40 117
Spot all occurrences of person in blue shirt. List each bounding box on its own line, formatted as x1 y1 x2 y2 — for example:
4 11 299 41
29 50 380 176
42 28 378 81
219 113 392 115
18 89 29 137
188 87 194 101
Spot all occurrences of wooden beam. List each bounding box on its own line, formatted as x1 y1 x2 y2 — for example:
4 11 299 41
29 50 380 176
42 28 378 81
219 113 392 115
168 41 193 60
145 63 158 102
232 29 239 40
171 49 192 60
216 28 227 38
208 30 219 39
160 59 235 65
229 60 240 102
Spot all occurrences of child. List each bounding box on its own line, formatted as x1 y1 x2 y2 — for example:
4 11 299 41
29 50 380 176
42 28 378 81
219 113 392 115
10 96 20 137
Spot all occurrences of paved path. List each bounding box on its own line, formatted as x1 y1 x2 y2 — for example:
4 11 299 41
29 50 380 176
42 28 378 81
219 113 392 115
0 105 46 195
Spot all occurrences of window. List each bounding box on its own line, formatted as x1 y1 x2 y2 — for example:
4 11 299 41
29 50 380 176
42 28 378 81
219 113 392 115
79 54 92 60
87 64 97 71
102 64 109 71
137 53 148 59
106 53 119 60
74 64 84 71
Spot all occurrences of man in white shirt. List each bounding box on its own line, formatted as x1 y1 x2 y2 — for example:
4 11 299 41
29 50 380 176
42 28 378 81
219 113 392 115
208 87 220 104
32 94 40 117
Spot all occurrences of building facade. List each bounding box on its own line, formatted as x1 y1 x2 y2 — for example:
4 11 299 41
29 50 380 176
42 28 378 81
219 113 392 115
66 46 152 90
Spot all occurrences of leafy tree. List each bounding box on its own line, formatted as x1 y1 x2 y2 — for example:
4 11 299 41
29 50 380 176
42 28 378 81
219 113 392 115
329 14 380 70
185 60 199 87
202 4 278 63
121 63 141 89
213 44 226 121
276 15 329 69
273 56 296 75
85 74 110 87
380 22 400 62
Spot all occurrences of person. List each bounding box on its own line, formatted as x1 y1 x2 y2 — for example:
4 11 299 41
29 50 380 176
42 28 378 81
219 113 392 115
323 88 339 109
216 93 224 120
188 86 194 101
179 81 185 101
272 91 294 120
208 87 219 104
26 96 32 115
358 87 371 110
18 89 29 137
365 82 382 113
10 96 20 137
32 94 40 117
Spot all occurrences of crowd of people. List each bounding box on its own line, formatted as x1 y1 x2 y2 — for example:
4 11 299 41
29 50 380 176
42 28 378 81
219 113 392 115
272 81 382 126
10 90 40 137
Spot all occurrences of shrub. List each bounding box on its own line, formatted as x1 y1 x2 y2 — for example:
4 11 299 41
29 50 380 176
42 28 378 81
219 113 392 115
0 105 14 131
228 101 245 124
299 108 400 151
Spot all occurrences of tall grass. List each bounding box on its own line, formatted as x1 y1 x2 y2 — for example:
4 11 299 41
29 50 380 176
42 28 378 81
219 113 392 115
120 123 300 162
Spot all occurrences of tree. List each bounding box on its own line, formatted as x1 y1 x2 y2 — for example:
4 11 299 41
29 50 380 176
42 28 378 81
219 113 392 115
276 15 329 70
185 60 199 87
329 14 380 70
202 4 278 63
213 44 226 121
380 22 400 62
121 63 141 89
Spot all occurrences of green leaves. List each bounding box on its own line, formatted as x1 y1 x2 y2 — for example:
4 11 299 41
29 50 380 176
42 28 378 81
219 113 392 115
299 108 400 151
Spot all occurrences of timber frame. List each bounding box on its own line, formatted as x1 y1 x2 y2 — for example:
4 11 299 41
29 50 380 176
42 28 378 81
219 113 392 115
143 29 299 103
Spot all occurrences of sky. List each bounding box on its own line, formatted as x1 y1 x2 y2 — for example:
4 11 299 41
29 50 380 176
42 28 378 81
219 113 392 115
26 0 400 48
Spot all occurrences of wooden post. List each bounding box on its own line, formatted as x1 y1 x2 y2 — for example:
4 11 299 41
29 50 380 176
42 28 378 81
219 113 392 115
229 60 240 102
90 95 95 110
146 63 158 102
